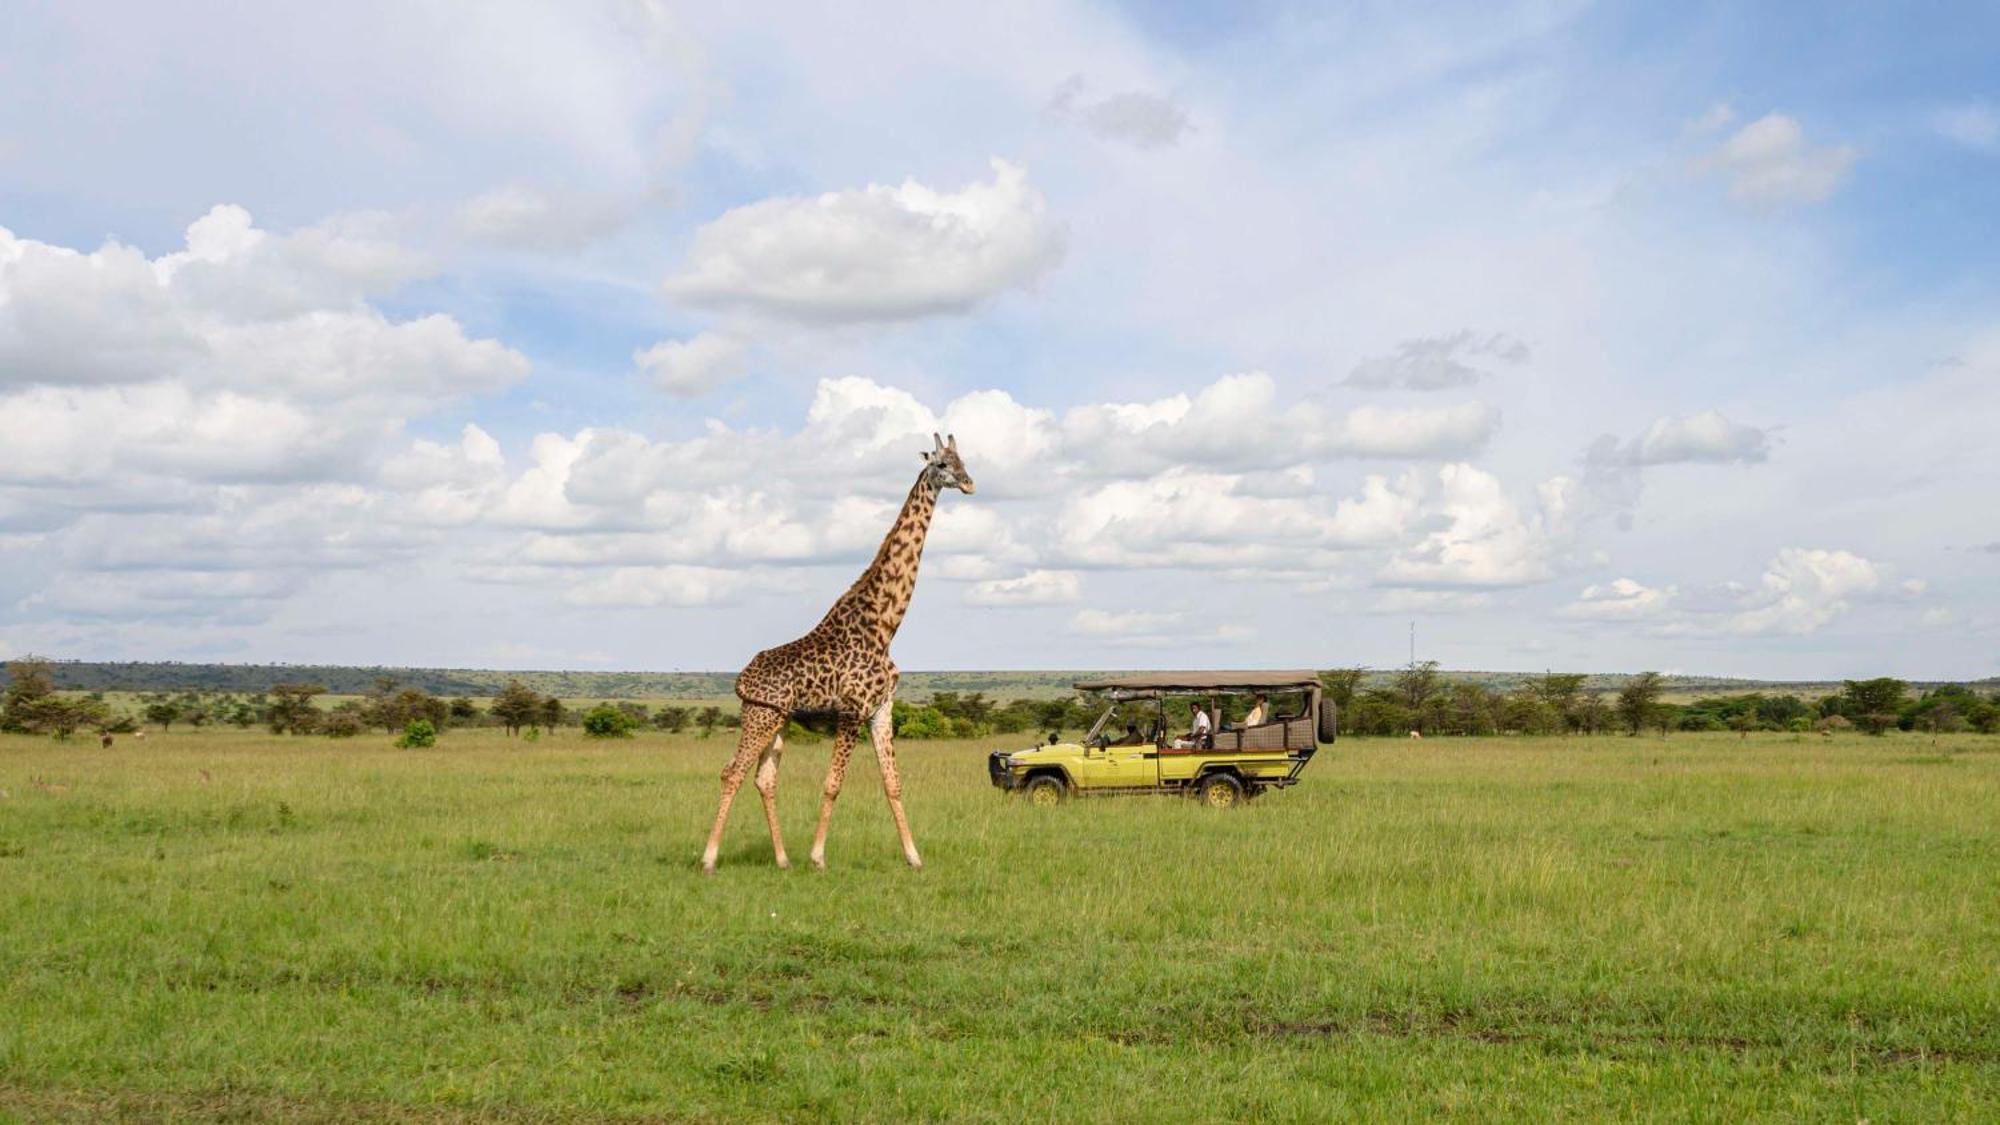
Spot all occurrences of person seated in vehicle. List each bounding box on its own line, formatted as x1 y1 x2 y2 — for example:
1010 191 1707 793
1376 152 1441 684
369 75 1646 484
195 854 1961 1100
1170 702 1212 749
1109 722 1147 746
1242 693 1269 727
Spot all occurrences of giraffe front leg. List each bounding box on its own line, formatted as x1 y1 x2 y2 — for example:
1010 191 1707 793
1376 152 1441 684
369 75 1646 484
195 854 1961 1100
702 705 782 873
808 718 857 870
870 697 921 869
755 732 789 869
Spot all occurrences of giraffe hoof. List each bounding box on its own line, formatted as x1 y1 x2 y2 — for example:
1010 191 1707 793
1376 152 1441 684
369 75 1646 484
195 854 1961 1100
774 856 791 870
809 853 826 870
905 852 924 870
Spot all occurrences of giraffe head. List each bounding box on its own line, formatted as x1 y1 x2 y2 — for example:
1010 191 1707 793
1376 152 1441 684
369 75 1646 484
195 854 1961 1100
921 433 976 495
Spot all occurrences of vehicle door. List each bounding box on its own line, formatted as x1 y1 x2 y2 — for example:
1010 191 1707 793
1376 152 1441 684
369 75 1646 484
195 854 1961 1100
1098 700 1160 788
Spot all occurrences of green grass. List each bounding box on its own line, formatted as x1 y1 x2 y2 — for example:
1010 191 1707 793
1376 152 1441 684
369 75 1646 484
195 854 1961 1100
2 728 1996 1122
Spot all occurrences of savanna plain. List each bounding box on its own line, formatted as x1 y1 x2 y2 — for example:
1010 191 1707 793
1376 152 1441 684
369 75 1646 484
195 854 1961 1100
2 728 1996 1122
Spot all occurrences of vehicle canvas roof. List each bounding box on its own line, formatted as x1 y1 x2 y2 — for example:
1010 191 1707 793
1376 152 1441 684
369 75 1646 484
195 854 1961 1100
1073 671 1321 693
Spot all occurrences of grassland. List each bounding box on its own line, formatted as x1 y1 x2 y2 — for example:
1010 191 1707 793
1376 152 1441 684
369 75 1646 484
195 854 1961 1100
2 728 1996 1122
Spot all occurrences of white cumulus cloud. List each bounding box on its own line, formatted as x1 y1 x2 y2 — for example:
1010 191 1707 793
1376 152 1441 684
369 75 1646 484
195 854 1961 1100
1708 113 1856 205
1563 578 1674 620
1726 547 1884 636
966 570 1082 607
664 158 1064 323
634 331 748 397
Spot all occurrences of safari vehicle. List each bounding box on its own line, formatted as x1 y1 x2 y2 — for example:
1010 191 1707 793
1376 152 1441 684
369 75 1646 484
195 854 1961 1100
988 671 1335 809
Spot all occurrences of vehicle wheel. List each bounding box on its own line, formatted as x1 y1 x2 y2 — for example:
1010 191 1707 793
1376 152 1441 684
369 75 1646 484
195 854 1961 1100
1317 698 1340 744
1023 774 1068 807
1196 772 1244 809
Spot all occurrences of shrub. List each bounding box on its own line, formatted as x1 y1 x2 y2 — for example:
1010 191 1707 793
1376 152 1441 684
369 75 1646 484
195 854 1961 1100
894 704 954 739
323 711 364 738
581 705 638 739
395 719 437 749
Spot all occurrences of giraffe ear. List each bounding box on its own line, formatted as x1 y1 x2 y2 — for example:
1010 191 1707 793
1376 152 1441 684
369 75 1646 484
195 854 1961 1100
919 449 932 462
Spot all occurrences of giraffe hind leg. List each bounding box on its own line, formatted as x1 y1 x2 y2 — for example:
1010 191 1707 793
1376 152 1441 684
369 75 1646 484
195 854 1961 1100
701 704 784 873
755 731 790 869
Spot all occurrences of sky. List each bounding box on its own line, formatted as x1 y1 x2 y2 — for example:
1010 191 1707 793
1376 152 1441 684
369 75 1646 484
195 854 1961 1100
1 0 1996 679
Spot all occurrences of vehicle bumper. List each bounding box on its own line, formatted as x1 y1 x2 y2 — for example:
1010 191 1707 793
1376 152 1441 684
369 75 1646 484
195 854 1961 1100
987 750 1017 790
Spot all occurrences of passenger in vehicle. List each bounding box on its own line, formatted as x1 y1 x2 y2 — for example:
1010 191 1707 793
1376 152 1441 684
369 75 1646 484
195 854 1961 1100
1171 702 1212 749
1110 722 1146 746
1243 693 1269 727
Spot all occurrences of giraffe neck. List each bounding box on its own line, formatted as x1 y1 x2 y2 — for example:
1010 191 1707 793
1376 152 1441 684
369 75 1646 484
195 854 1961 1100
825 472 941 649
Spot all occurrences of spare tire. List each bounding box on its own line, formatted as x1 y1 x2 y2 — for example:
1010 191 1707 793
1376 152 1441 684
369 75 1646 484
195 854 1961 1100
1317 698 1339 744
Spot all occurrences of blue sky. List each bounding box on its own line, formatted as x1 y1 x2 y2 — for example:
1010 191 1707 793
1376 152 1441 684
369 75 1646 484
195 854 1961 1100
1 1 1995 678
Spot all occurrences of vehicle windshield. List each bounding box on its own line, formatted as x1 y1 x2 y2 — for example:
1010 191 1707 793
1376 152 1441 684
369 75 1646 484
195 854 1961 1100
1085 700 1161 746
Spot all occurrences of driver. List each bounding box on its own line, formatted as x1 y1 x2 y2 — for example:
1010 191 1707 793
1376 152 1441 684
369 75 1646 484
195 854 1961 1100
1110 722 1146 746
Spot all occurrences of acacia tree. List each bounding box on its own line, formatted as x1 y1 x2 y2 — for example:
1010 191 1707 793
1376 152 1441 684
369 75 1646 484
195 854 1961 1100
1841 678 1908 735
1317 667 1368 715
1535 673 1588 733
2 657 58 733
1617 672 1664 736
266 683 325 735
490 680 542 737
145 701 181 730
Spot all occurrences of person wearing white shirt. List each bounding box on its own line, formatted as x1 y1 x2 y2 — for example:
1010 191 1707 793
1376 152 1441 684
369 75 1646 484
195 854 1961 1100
1173 702 1213 749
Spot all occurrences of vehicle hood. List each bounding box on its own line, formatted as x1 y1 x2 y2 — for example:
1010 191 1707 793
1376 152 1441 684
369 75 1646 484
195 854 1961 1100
1008 743 1085 761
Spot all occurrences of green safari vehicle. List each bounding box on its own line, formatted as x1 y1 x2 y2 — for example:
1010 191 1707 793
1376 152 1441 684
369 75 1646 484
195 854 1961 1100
987 671 1336 809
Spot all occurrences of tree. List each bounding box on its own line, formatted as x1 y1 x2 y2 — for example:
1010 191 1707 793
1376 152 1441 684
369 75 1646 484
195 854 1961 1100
1841 678 1908 736
322 705 365 738
652 705 691 733
491 680 542 737
1534 673 1588 733
1397 661 1441 710
539 696 566 732
42 696 111 740
1576 692 1611 736
2 657 58 733
449 697 479 723
1616 672 1664 736
144 701 182 731
1318 667 1368 718
582 705 639 739
696 706 722 737
267 683 325 735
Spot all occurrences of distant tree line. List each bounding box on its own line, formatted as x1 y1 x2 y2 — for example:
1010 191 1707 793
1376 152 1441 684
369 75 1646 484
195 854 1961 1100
6 656 1993 745
1318 665 2000 737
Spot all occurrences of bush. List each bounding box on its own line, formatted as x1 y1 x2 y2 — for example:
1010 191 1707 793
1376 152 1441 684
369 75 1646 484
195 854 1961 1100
581 704 638 739
323 711 364 738
394 719 437 749
894 704 954 739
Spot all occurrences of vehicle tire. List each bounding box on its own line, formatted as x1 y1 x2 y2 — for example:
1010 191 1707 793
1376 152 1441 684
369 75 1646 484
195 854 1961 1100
1022 774 1068 807
1195 772 1245 809
1317 698 1339 744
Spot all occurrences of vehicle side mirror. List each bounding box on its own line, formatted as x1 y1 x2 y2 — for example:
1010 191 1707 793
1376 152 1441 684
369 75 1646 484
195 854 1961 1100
1046 730 1060 746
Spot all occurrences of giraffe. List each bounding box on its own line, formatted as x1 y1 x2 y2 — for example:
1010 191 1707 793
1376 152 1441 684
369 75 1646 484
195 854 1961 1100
700 433 975 873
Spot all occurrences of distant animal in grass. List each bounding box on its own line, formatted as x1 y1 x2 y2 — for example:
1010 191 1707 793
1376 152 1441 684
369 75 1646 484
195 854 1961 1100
1409 730 1423 739
198 769 213 785
100 734 113 748
30 776 69 793
133 730 147 742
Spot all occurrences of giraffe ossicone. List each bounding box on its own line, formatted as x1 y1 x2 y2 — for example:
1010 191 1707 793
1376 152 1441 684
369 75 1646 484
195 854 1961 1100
700 433 975 873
